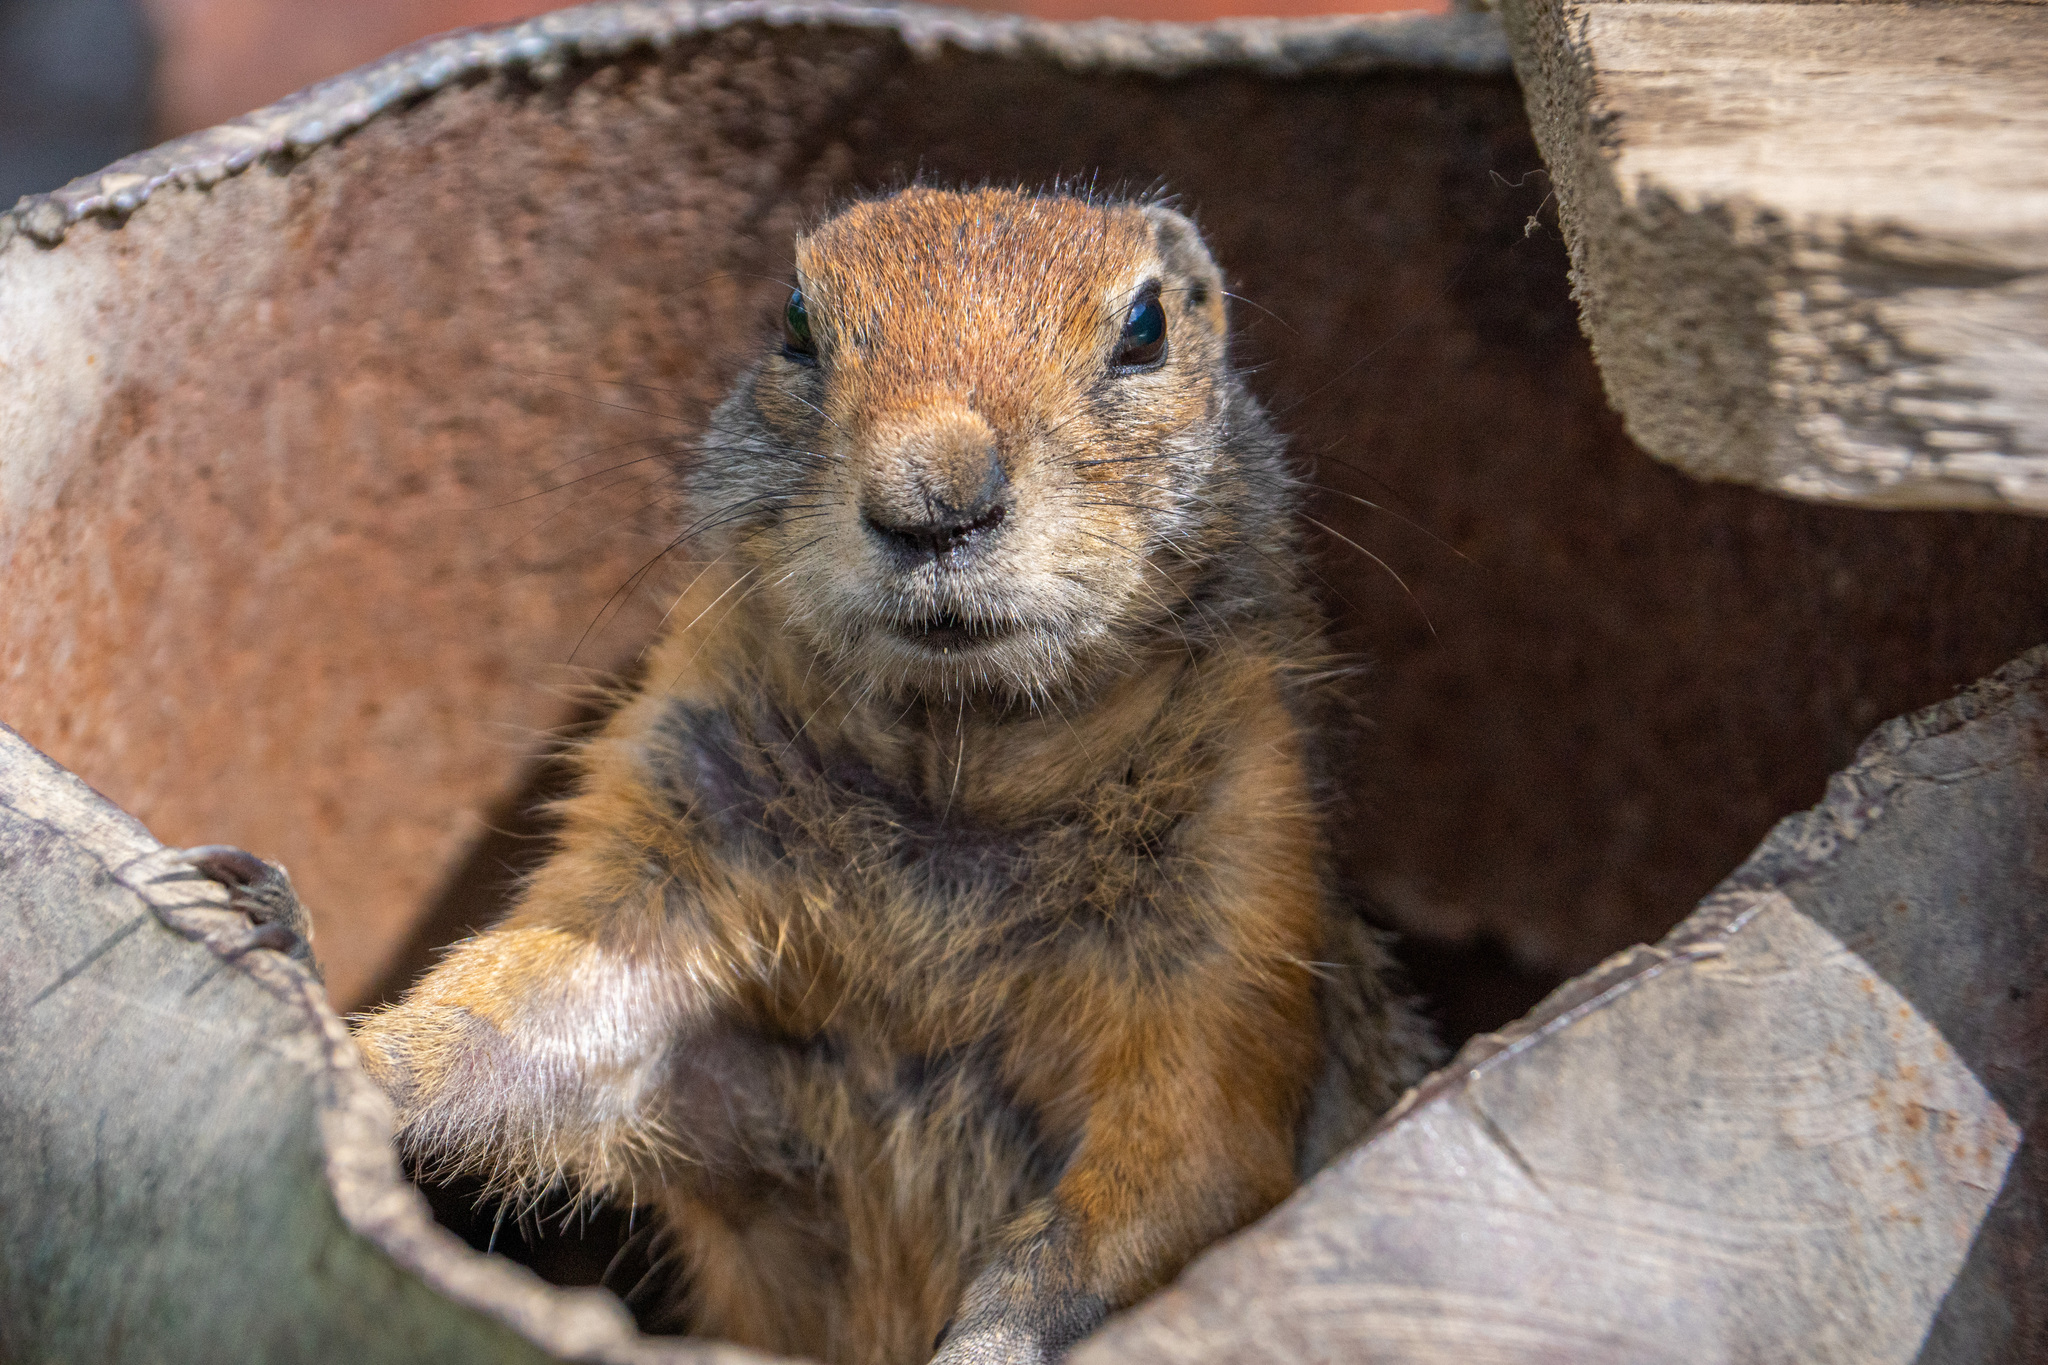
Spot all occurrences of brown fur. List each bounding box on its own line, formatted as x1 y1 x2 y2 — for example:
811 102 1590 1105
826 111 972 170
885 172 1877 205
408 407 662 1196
352 188 1431 1365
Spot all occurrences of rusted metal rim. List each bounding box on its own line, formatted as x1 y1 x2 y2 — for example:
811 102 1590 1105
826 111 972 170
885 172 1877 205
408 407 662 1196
0 0 1507 252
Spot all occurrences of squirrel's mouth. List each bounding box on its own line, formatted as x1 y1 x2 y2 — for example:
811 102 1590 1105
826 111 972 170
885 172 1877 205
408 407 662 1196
895 611 1012 651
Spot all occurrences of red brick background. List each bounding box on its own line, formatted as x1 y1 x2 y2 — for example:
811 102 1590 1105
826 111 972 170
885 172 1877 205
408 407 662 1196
143 0 1447 137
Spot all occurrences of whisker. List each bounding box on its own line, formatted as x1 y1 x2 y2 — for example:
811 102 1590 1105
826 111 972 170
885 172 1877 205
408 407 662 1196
501 367 699 404
521 380 690 425
565 491 795 662
489 492 680 592
1299 514 1435 637
1221 290 1302 339
649 565 760 694
481 468 670 560
1297 478 1474 566
1266 257 1480 424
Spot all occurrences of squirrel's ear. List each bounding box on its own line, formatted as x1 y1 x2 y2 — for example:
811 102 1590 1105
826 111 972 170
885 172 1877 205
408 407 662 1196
1141 204 1227 332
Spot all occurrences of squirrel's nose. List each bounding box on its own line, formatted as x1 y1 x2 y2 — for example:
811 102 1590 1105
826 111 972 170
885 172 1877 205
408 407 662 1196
864 497 1007 559
861 435 1009 561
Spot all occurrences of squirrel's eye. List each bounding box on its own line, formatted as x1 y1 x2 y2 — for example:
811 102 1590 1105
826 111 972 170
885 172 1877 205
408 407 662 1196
782 289 817 363
1114 293 1167 370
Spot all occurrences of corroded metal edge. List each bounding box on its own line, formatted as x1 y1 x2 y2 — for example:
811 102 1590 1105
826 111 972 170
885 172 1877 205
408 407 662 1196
1365 640 2048 1138
0 0 1506 253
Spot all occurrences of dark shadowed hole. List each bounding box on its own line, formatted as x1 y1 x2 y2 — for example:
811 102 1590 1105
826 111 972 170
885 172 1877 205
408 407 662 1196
1391 932 1561 1055
420 1173 684 1332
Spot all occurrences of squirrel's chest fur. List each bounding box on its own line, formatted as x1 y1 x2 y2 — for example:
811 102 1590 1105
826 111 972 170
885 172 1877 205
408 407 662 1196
576 603 1337 1356
616 605 1328 1076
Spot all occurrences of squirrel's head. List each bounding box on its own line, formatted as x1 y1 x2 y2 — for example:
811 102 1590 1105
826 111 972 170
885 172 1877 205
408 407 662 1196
691 186 1286 702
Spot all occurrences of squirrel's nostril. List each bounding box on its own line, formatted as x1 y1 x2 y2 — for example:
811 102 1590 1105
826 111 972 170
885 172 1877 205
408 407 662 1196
863 440 1009 559
863 501 1006 559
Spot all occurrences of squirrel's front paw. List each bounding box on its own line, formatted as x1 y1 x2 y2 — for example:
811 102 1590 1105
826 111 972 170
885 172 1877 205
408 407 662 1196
160 844 320 978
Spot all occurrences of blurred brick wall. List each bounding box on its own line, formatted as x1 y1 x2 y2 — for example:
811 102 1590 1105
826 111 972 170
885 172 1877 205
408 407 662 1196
146 0 1447 137
144 0 563 136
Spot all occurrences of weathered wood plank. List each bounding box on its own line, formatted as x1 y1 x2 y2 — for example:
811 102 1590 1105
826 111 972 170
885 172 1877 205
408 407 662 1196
1501 0 2048 511
1081 645 2046 1364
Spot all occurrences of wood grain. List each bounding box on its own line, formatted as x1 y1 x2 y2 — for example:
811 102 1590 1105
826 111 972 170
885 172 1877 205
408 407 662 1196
1501 0 2048 511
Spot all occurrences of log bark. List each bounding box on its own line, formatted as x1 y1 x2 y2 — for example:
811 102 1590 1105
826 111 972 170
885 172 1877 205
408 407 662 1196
1499 0 2048 512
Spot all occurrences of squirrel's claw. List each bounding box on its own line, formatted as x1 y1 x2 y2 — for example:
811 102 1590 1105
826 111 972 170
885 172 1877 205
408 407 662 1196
164 844 321 979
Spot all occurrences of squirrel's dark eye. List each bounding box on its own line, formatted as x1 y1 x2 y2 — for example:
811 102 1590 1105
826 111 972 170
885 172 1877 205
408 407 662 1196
1114 292 1167 370
782 289 816 364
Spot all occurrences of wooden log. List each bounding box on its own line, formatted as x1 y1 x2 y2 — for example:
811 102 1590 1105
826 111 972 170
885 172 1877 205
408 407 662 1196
1081 644 2046 1364
0 721 742 1365
1499 0 2048 513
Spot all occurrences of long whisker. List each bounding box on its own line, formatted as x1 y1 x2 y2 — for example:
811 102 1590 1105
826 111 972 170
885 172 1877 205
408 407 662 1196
1297 478 1474 566
565 491 796 662
1265 257 1480 424
500 367 700 403
474 443 676 510
1068 527 1232 666
491 501 683 605
1299 514 1435 637
639 550 736 659
1221 290 1302 339
649 565 760 695
520 381 691 424
482 468 671 562
1070 480 1368 624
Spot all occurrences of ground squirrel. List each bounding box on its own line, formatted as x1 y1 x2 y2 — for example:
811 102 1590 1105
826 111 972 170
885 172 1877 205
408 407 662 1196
196 186 1430 1365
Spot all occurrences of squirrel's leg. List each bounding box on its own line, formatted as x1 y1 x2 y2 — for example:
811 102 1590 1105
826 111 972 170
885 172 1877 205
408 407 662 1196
165 842 697 1195
348 842 758 1198
935 979 1312 1365
348 727 772 1199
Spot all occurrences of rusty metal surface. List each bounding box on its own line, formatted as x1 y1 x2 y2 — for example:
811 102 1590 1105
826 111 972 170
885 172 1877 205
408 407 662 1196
0 2 1510 249
2 3 2044 1011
